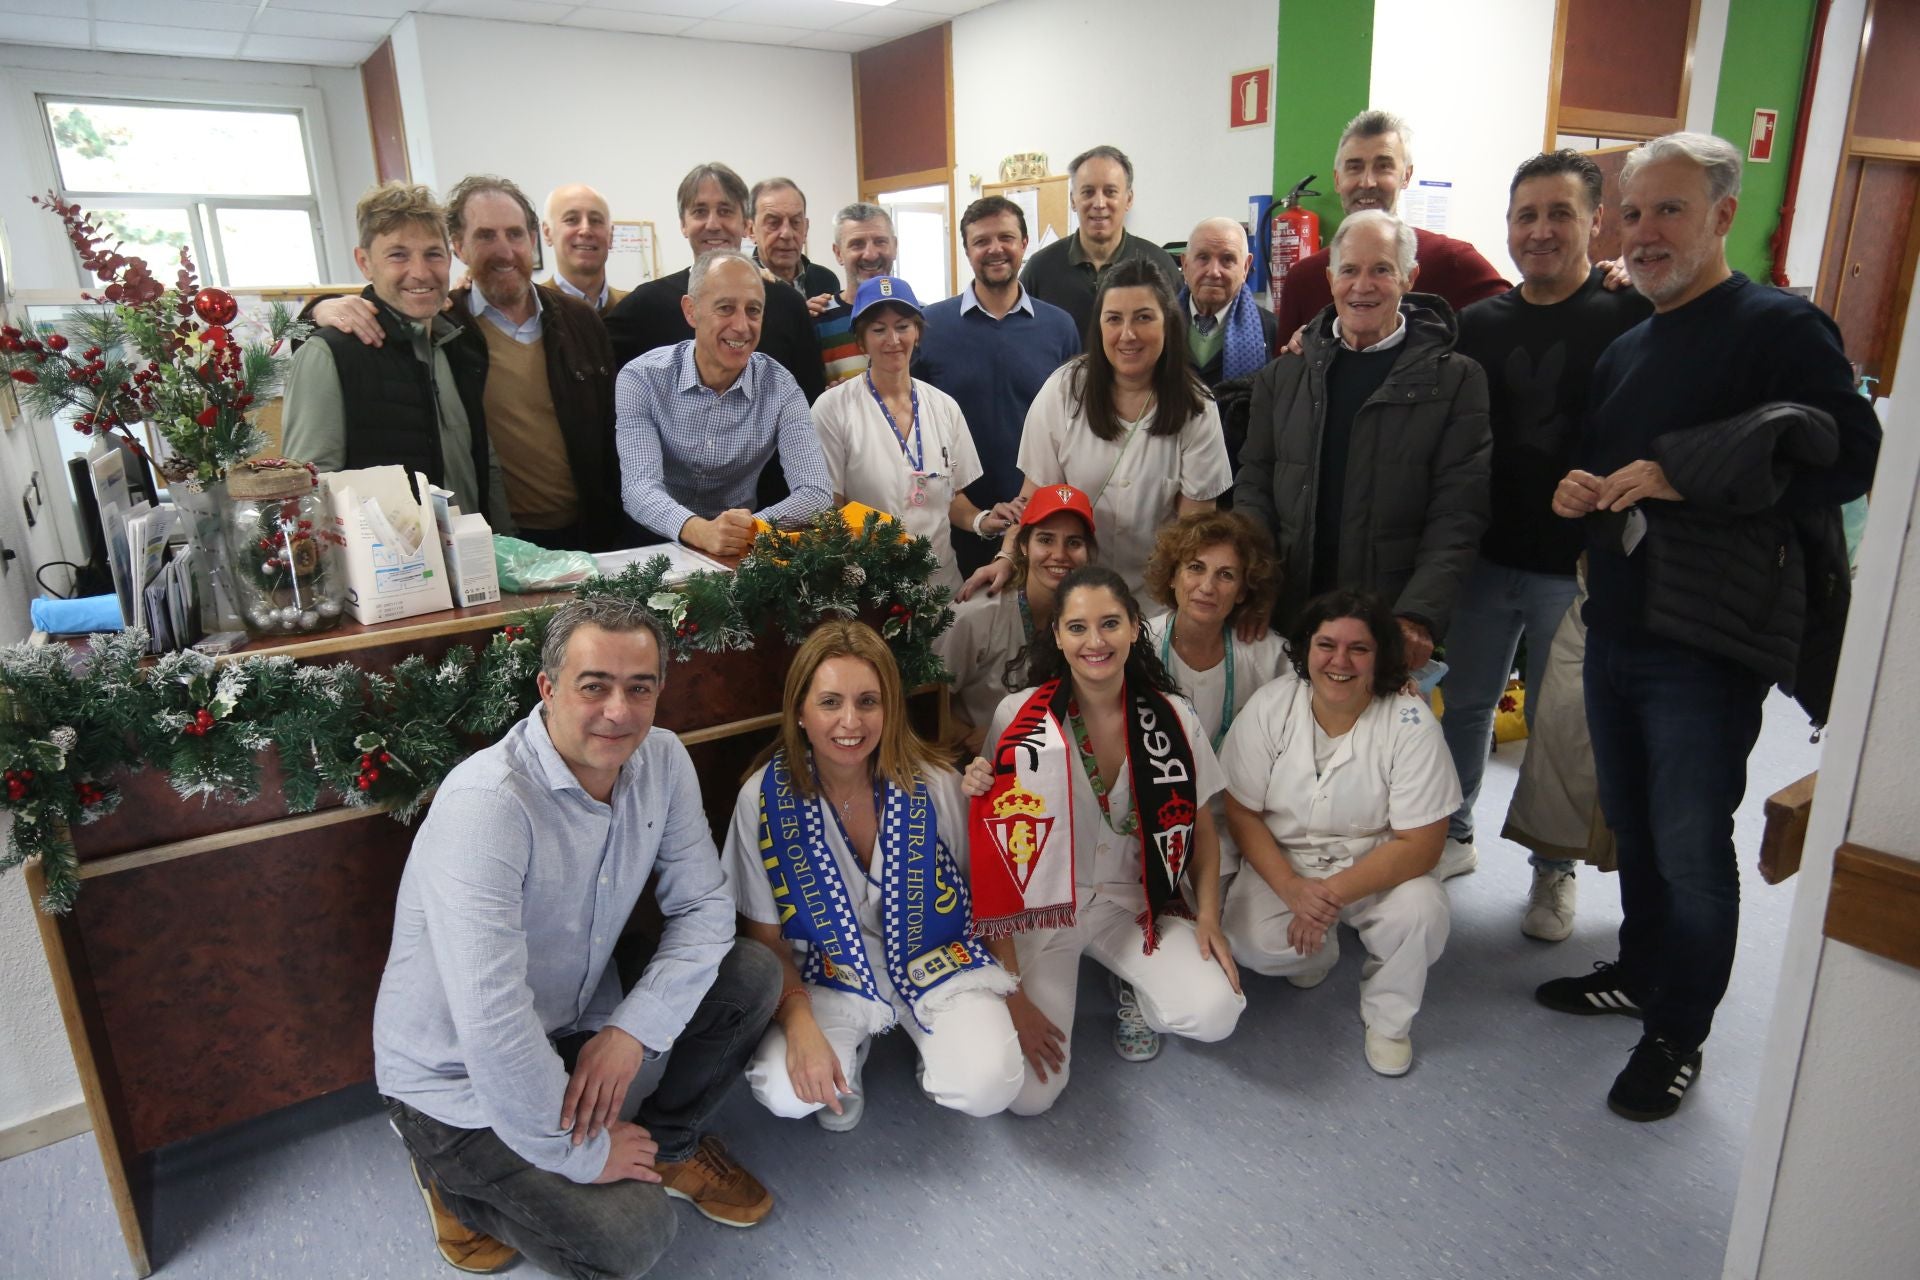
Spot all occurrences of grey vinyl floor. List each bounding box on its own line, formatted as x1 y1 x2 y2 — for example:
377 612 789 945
1 690 1825 1280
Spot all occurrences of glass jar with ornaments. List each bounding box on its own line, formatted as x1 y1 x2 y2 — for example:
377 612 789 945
222 459 346 638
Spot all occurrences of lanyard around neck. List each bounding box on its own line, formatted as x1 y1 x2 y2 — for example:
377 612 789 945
865 372 922 471
1161 619 1235 750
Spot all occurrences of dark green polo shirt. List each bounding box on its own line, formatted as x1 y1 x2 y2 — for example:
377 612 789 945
1018 228 1181 349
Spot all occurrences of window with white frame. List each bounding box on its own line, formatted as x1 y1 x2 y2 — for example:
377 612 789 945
39 96 326 289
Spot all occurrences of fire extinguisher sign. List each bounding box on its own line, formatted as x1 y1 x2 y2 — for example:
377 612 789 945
1230 67 1272 131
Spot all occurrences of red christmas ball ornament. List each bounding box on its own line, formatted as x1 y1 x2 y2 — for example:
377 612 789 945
191 287 238 326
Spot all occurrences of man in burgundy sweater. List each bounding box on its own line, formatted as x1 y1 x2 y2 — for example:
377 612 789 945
1273 110 1510 344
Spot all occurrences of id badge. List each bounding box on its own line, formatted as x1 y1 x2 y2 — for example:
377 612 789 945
907 470 929 507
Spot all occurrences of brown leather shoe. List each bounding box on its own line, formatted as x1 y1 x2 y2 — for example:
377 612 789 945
406 1155 519 1273
657 1135 774 1228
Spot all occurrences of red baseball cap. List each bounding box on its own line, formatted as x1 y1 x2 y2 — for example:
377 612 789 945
1021 483 1096 534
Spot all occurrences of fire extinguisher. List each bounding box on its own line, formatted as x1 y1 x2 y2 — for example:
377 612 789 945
1268 175 1322 290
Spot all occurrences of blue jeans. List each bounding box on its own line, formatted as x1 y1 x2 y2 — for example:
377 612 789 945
1584 629 1767 1050
1439 561 1579 847
387 938 780 1279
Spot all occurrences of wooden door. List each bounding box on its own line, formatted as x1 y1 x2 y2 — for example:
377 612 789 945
1817 157 1920 395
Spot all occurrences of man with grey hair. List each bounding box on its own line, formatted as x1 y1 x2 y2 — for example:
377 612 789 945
748 177 840 298
810 200 899 386
375 593 782 1273
605 162 826 404
303 174 631 551
1021 144 1182 346
1179 215 1277 391
1235 207 1490 658
615 249 831 557
1539 131 1878 1123
1273 110 1508 342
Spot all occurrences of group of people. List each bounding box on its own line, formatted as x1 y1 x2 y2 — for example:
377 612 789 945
363 109 1879 1280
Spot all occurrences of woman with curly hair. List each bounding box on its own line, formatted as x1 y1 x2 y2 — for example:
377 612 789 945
1140 510 1289 884
1218 589 1460 1076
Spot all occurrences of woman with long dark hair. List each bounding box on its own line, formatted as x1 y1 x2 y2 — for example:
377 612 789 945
725 620 1021 1131
962 566 1243 1113
960 259 1230 599
1218 589 1459 1077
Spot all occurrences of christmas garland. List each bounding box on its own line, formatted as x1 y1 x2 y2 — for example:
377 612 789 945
0 512 952 914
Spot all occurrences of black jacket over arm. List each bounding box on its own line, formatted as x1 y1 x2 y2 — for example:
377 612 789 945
1642 401 1852 722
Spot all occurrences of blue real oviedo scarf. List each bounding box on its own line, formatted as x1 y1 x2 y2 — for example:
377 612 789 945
757 749 1006 1032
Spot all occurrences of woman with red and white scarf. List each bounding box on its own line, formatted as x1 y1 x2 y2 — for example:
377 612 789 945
962 565 1244 1114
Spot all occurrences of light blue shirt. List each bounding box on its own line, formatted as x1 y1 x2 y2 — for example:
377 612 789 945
468 282 544 344
372 707 734 1183
957 280 1036 318
551 272 609 312
615 339 832 542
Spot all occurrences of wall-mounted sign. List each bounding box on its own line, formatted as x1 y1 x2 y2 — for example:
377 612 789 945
1230 66 1272 131
1750 108 1779 163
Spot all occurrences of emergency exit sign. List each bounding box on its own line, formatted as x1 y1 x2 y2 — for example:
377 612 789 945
1750 108 1779 162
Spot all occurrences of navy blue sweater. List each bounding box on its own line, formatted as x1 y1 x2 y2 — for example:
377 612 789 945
1579 273 1879 636
915 290 1081 512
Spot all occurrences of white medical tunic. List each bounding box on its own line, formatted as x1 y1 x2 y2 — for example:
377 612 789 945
1143 613 1288 875
1218 672 1460 879
1015 363 1231 596
813 375 982 592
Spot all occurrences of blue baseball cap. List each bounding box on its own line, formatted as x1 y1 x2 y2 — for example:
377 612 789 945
851 275 923 322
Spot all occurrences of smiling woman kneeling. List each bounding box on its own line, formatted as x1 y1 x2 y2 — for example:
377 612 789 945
723 621 1022 1131
1218 589 1460 1076
963 565 1245 1113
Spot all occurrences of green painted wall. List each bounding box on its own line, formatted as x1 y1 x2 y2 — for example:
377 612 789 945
1271 0 1375 234
1711 0 1820 281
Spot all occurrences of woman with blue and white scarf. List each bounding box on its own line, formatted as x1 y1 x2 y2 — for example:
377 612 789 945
724 620 1021 1131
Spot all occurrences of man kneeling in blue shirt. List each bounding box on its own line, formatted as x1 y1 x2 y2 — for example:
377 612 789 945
375 596 780 1275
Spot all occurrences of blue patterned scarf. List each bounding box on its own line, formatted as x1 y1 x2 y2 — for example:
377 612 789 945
757 750 998 1031
1183 282 1268 382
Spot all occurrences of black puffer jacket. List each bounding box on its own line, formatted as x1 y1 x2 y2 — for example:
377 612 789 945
1642 401 1849 724
1232 293 1491 635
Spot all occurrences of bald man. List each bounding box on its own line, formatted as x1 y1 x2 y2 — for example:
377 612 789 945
1179 217 1275 392
544 183 628 315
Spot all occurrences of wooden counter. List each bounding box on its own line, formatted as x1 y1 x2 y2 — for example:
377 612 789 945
29 592 946 1276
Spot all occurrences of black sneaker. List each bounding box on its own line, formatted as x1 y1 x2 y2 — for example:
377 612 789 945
1535 961 1644 1018
1608 1034 1704 1122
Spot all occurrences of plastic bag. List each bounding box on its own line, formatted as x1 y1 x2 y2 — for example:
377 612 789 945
493 536 597 593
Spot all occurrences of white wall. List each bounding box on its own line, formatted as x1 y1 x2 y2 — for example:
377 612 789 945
1368 0 1555 275
388 13 856 279
1723 264 1920 1275
1368 0 1732 277
949 0 1278 263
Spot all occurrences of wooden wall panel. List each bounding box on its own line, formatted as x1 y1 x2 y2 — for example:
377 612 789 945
360 39 409 186
1553 0 1700 138
1825 843 1920 970
1853 0 1920 143
72 814 417 1153
853 25 949 183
